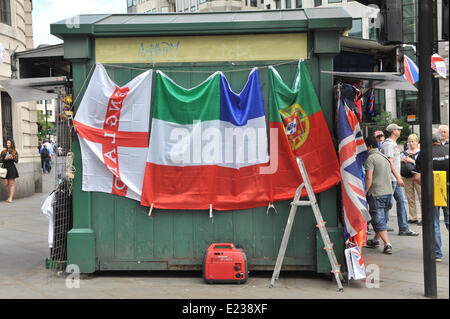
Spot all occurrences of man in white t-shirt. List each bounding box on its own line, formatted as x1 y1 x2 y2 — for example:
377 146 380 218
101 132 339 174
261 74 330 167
380 123 419 236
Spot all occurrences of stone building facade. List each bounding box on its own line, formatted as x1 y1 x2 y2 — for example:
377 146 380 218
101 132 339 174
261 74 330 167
0 0 41 200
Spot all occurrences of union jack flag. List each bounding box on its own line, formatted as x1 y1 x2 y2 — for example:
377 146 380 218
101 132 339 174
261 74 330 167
337 93 371 238
402 55 419 85
352 246 365 270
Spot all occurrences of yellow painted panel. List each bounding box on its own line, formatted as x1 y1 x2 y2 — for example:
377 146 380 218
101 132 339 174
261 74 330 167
433 171 447 207
95 33 307 64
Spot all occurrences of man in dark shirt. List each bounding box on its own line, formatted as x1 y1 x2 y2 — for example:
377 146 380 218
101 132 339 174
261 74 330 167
414 128 449 262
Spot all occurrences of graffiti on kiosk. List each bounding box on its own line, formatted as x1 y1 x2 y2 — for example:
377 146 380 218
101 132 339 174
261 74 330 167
137 41 180 62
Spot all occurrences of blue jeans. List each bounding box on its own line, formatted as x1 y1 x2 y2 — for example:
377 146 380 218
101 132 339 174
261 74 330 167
42 158 51 173
368 195 392 233
392 181 410 232
435 206 449 259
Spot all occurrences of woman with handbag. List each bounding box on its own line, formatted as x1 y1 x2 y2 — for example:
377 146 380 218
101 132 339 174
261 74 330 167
0 139 19 203
401 134 421 224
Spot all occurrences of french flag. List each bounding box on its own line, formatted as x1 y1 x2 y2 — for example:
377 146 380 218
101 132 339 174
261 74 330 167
402 55 419 85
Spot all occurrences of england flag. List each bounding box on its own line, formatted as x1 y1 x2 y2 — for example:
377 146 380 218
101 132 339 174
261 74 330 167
74 64 152 201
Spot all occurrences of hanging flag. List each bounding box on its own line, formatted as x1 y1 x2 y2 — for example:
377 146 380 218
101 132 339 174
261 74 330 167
142 69 264 210
337 92 371 237
74 64 152 201
353 84 363 122
269 60 340 197
402 55 419 85
431 53 447 79
366 88 375 118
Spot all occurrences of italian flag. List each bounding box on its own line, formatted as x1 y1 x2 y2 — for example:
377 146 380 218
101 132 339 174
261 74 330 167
140 68 302 210
269 60 340 196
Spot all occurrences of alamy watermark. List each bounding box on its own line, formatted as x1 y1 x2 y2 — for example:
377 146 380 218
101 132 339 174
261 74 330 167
365 264 380 289
165 122 279 174
65 15 80 29
65 264 80 289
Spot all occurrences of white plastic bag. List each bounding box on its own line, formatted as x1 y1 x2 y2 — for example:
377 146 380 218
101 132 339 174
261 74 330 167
345 245 366 280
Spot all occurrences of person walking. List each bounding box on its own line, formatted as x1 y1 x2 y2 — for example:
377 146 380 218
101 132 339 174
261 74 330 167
380 123 419 236
414 128 449 262
364 135 393 254
0 139 20 203
401 133 422 225
40 140 52 174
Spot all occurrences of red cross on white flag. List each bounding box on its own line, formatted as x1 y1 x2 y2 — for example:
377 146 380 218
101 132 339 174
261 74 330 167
74 64 152 201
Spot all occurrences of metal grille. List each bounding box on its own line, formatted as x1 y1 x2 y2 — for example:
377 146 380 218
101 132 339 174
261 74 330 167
48 90 74 270
1 92 13 148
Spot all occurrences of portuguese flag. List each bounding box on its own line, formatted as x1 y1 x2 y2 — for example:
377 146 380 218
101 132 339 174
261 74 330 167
269 60 340 196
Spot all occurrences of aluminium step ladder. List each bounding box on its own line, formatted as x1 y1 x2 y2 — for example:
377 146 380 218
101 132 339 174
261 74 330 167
269 157 344 292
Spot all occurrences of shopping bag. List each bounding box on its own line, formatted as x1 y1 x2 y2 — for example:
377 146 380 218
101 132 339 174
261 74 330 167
345 245 366 280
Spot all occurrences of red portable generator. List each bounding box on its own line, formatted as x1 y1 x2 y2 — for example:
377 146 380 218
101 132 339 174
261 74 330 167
203 243 248 284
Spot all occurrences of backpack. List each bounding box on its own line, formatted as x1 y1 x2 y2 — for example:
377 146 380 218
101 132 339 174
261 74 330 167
41 147 49 158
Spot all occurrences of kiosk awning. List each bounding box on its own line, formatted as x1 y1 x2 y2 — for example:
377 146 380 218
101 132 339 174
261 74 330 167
0 76 69 102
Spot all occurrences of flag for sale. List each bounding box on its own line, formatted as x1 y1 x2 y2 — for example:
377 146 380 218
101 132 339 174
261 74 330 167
402 55 419 85
337 92 371 237
431 53 447 79
74 64 152 201
269 60 340 197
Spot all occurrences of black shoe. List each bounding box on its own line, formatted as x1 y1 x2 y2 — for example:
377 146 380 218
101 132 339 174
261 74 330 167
365 239 380 248
408 219 418 224
398 230 419 236
383 244 393 254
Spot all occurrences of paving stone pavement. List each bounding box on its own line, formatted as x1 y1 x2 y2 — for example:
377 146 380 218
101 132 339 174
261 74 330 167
0 170 448 300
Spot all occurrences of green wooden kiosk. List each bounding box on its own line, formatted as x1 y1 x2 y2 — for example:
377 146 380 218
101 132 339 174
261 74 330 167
50 8 352 274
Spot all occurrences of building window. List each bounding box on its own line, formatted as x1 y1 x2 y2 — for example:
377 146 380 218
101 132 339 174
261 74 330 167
251 0 257 7
286 0 292 8
161 6 169 12
403 0 417 43
314 0 322 6
348 18 362 38
0 0 11 25
276 0 281 9
328 0 342 3
369 22 377 40
296 0 302 8
1 92 13 148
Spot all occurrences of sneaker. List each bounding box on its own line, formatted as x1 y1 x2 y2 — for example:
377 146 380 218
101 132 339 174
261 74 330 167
383 244 393 254
398 230 420 236
436 258 442 263
365 239 380 248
